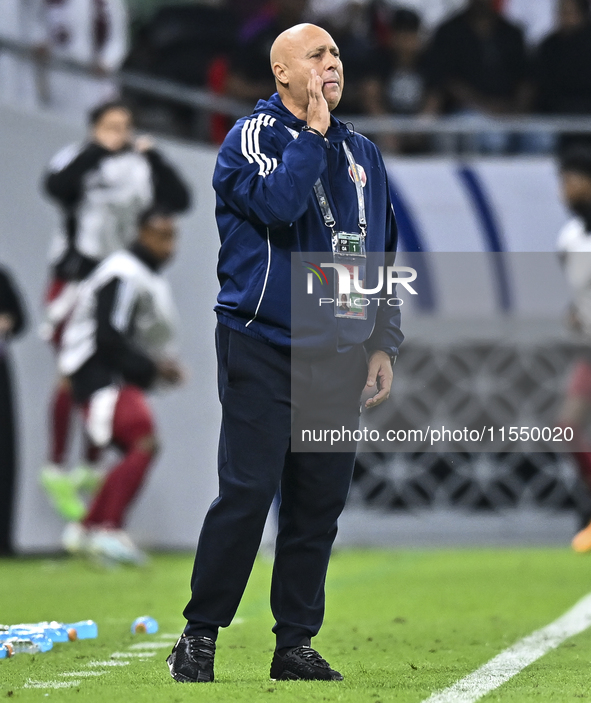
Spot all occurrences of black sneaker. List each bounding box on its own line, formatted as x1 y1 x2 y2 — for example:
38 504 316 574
166 634 215 683
270 645 343 681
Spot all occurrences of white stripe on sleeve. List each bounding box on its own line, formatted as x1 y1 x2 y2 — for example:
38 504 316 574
48 143 84 172
111 279 136 332
240 115 278 178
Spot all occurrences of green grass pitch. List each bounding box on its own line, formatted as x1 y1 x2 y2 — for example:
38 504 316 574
2 548 591 702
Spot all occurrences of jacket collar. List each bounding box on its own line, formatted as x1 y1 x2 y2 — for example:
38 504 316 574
253 93 351 144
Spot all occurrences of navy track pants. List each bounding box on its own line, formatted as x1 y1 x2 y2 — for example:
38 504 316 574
183 323 367 649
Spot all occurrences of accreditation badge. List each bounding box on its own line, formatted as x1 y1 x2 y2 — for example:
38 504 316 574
332 232 367 320
334 232 366 257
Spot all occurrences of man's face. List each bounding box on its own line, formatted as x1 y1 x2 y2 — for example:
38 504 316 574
92 108 132 151
139 216 177 264
275 27 344 112
561 170 591 213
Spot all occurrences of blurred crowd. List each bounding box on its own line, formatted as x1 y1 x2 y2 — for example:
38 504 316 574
0 0 590 152
124 0 591 152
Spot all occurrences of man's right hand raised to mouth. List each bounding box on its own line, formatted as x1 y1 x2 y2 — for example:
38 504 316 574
306 69 331 136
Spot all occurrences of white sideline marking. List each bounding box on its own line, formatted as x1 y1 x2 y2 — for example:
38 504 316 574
24 680 80 689
128 641 173 650
19 641 154 692
423 592 591 703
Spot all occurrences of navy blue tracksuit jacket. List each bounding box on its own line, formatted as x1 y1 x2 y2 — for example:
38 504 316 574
213 92 404 357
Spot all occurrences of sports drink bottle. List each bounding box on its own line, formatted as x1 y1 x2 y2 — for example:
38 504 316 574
131 616 158 634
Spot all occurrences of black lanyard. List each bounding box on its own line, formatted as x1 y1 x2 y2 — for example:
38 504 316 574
285 125 367 238
312 141 367 238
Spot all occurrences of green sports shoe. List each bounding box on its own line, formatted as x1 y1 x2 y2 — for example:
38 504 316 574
40 465 86 522
70 464 105 494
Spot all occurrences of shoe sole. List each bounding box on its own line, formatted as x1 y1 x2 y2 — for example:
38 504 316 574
86 546 148 567
270 672 343 682
271 673 299 681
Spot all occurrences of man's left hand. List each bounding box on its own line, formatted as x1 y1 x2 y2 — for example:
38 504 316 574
135 135 156 153
363 351 393 409
157 358 186 386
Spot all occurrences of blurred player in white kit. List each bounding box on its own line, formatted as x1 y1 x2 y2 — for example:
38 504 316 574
40 100 190 523
58 209 184 565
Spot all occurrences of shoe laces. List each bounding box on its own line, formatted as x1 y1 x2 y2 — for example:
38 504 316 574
187 636 215 660
291 646 330 669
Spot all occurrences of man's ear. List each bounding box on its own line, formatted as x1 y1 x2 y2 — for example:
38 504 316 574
272 62 289 87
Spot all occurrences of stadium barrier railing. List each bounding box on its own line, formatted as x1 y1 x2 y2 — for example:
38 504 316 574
1 36 591 149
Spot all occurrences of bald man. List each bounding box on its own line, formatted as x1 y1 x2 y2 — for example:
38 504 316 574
168 23 403 683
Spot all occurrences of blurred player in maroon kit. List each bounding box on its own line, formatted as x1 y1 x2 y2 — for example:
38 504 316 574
58 210 184 564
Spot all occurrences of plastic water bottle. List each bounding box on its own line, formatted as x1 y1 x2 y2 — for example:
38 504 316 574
8 622 71 643
9 623 68 643
2 633 53 653
131 616 158 634
27 634 54 652
0 628 37 642
65 620 98 640
41 623 71 643
2 638 51 655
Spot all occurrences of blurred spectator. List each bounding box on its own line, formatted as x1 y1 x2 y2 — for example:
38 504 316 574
0 265 27 556
532 0 591 116
310 1 378 118
363 14 421 113
0 0 39 110
226 0 309 104
501 0 554 46
226 0 269 22
422 0 528 152
309 0 371 32
374 0 468 33
125 4 235 88
123 4 236 139
29 0 129 122
423 0 528 117
362 8 429 152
